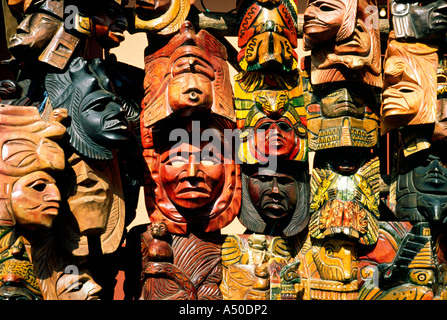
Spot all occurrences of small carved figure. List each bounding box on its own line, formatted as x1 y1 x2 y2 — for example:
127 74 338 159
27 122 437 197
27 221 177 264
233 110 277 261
143 221 173 262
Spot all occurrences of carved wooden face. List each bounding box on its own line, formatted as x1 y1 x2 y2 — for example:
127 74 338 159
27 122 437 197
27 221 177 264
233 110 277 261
11 171 60 230
159 141 225 210
381 39 438 134
141 22 234 128
412 152 447 196
65 153 112 234
167 58 215 114
46 57 130 160
8 12 60 60
318 83 368 119
235 85 308 163
90 2 128 48
304 0 382 87
237 0 298 71
253 117 297 159
247 168 298 221
239 162 310 237
79 91 129 146
396 144 447 223
304 0 352 43
55 269 101 300
143 118 241 234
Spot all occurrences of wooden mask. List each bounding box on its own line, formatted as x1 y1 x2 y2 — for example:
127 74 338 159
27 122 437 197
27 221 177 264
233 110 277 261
391 0 447 42
141 21 235 129
239 162 310 237
305 82 379 151
8 0 80 70
236 0 299 72
395 141 447 223
0 105 65 228
380 32 438 135
142 117 241 234
235 83 308 164
133 0 195 35
46 57 131 160
309 149 380 246
303 0 382 87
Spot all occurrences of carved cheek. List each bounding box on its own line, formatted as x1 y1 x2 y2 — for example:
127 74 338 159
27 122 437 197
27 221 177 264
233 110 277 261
160 163 183 197
199 163 225 192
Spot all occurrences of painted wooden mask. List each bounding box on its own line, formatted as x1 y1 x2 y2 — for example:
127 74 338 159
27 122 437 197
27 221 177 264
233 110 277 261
238 161 310 237
141 21 235 129
46 57 131 160
236 0 299 72
309 149 380 246
142 116 241 234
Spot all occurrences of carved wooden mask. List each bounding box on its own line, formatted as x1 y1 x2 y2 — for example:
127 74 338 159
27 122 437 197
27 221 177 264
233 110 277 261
0 105 65 228
239 161 310 237
303 237 359 300
142 117 241 234
134 0 196 35
359 222 436 300
46 57 131 161
303 0 382 87
309 149 380 246
380 32 438 135
236 0 299 72
235 84 308 163
305 82 379 151
391 0 447 41
396 141 447 223
8 0 80 70
141 21 235 129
